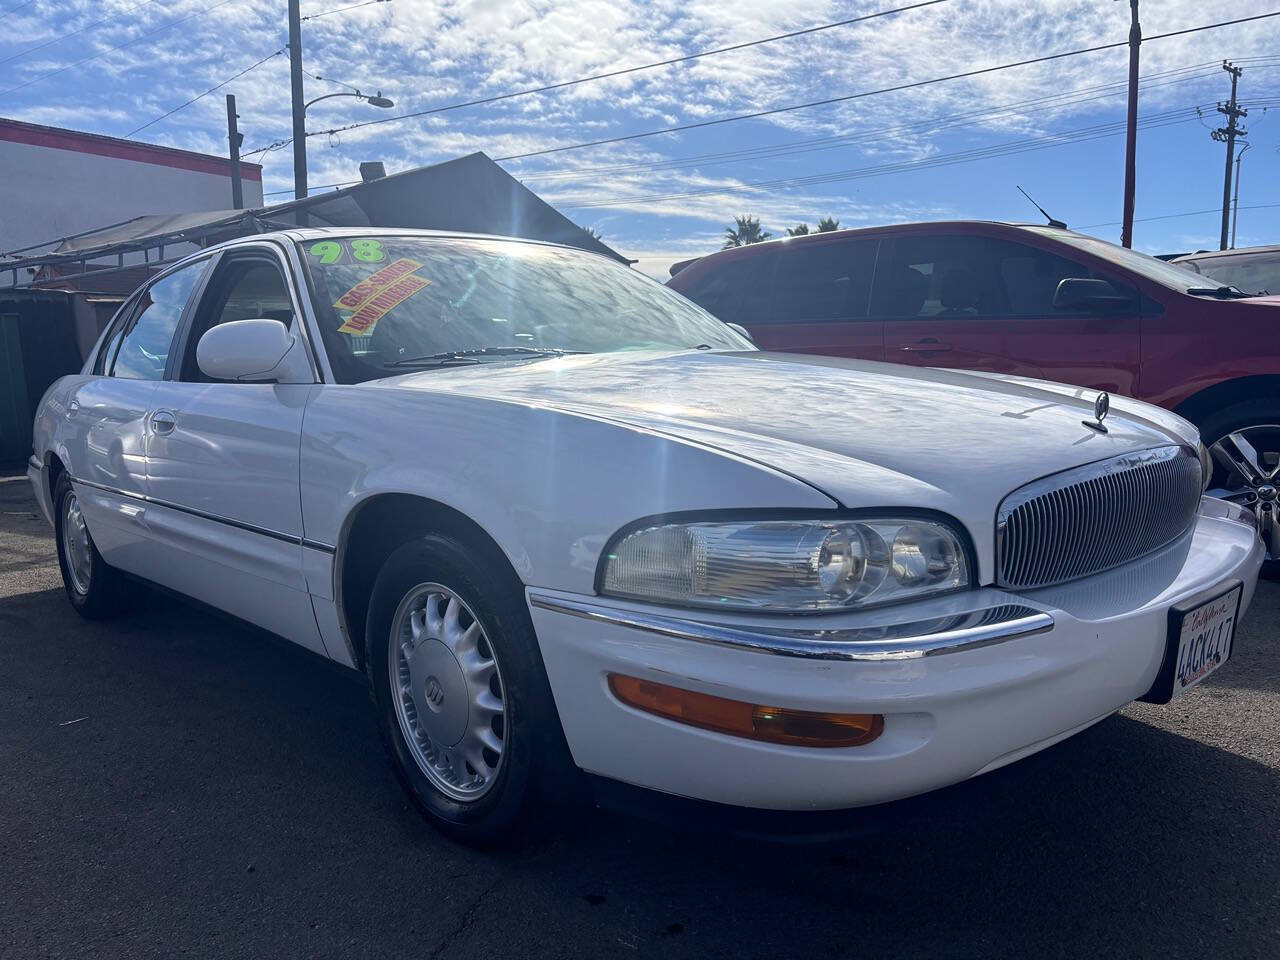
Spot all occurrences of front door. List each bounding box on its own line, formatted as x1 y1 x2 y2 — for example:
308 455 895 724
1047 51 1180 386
144 248 325 655
876 234 1142 396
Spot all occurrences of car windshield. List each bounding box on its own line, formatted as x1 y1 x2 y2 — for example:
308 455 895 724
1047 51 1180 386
298 235 751 383
1027 228 1255 295
1178 251 1280 296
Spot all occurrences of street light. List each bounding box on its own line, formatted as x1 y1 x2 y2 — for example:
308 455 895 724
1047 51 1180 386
303 90 395 113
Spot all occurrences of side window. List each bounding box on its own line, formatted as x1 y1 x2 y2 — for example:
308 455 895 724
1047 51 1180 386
180 256 295 382
771 239 877 322
994 240 1105 316
93 302 134 375
871 235 1125 319
111 261 206 380
673 250 775 325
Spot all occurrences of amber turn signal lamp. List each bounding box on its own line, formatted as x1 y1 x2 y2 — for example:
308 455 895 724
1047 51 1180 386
607 674 884 748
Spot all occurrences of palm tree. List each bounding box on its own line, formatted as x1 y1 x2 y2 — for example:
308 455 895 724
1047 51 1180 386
723 215 771 248
578 224 603 241
816 216 840 232
786 224 810 236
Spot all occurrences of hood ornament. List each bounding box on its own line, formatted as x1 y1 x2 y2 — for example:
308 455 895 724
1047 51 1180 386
1084 391 1110 433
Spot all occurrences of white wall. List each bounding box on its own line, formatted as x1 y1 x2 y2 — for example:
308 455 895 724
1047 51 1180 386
0 131 264 256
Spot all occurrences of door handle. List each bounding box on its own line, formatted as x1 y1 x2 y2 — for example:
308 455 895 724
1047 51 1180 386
901 338 953 354
149 410 176 435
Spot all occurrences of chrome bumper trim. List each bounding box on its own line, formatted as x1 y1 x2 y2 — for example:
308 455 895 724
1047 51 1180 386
528 594 1054 661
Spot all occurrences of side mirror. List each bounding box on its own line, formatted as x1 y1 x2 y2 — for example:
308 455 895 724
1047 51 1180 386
726 321 755 343
196 318 311 383
1053 278 1133 314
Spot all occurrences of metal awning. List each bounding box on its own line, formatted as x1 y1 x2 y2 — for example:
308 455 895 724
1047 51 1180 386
2 152 628 289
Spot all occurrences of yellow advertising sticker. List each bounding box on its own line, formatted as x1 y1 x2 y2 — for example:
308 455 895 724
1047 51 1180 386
337 274 432 335
333 258 424 311
333 258 430 336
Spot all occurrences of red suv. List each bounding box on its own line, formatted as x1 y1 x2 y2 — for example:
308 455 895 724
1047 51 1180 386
668 221 1280 563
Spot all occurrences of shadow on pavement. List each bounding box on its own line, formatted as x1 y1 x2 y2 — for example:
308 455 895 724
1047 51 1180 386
1 581 1276 959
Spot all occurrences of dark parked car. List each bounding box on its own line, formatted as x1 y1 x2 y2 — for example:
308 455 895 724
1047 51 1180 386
1173 244 1280 296
668 221 1280 566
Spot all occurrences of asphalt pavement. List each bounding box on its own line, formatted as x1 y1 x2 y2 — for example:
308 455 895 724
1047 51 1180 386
2 470 1278 959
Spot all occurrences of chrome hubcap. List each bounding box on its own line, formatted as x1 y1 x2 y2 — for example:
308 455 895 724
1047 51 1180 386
61 491 92 595
388 583 506 801
1208 424 1280 560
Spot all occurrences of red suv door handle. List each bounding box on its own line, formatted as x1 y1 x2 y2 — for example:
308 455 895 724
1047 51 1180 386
901 338 952 354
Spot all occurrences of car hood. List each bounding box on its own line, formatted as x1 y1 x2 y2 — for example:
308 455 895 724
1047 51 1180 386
379 350 1194 519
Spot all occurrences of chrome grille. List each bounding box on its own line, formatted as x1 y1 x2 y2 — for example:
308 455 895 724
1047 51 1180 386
996 445 1202 590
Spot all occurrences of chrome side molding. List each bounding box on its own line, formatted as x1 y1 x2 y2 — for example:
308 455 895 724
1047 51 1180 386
528 593 1053 661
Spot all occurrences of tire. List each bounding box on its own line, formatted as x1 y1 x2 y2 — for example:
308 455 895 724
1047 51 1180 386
52 473 136 618
1195 398 1280 579
365 533 581 848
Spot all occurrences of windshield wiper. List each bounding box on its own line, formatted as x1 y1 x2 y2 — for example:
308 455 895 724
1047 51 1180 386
384 346 584 368
1185 285 1254 300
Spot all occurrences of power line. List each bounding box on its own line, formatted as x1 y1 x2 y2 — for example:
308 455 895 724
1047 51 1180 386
125 46 287 137
0 0 163 67
493 11 1280 163
556 102 1231 209
1079 202 1280 230
0 0 241 97
0 0 37 17
302 0 390 21
522 59 1279 183
245 0 954 152
257 95 1280 201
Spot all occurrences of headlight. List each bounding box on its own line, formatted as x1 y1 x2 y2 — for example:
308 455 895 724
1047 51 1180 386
599 516 971 612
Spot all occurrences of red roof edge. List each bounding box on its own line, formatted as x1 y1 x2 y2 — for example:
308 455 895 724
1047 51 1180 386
0 117 264 182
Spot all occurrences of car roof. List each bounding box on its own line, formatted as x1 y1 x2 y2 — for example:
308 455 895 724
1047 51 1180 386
670 220 1085 273
1173 244 1280 263
153 227 620 279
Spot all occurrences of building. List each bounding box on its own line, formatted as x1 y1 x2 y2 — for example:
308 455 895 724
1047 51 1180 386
0 117 262 256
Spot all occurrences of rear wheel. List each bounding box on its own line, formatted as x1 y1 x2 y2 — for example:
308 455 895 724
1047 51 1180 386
1198 401 1280 577
365 533 579 847
52 473 135 618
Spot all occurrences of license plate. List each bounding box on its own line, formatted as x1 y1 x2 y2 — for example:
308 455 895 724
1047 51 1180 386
1142 581 1242 704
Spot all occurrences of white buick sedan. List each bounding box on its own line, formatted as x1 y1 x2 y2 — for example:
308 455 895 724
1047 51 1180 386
28 229 1263 846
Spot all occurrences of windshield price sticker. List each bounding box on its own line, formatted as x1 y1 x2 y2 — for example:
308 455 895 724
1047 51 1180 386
334 258 425 311
338 274 432 335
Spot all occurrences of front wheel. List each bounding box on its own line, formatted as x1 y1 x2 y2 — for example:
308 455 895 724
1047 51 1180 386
365 534 579 847
1198 401 1280 577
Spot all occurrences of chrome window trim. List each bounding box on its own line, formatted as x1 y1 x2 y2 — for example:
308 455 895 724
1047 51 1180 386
528 593 1053 661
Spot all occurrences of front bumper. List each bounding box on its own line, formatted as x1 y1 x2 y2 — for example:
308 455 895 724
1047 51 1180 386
527 500 1263 811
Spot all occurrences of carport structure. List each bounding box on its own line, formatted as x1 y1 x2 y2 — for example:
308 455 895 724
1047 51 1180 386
0 151 627 293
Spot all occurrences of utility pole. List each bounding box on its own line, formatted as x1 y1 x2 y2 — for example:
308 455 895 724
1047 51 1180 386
288 0 307 200
1120 0 1140 249
1212 61 1247 251
225 94 244 209
1230 142 1250 249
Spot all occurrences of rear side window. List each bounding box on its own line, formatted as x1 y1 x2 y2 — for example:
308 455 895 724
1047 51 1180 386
111 260 206 380
672 250 775 324
871 235 1126 319
771 238 878 322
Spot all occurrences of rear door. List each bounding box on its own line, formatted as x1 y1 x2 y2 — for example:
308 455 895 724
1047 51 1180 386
877 233 1141 395
758 236 882 360
143 244 326 655
65 259 207 571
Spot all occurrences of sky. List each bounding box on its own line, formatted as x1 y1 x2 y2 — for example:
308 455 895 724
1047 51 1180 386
2 0 1278 277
